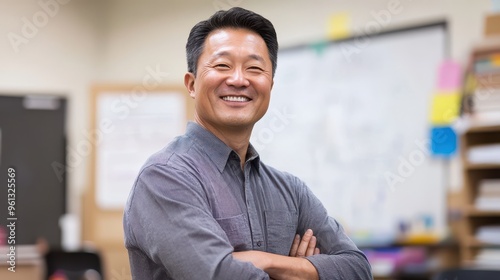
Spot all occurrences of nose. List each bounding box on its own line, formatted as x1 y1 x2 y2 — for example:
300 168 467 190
226 68 250 88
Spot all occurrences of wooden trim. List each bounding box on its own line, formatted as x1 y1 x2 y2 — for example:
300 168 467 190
465 206 500 217
464 163 500 170
471 36 500 53
464 236 500 248
465 125 500 133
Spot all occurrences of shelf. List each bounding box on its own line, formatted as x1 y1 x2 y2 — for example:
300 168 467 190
465 124 500 133
465 163 500 170
472 35 500 53
465 207 500 217
464 237 500 248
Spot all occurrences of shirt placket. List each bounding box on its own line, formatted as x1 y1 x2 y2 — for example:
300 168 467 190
243 163 265 251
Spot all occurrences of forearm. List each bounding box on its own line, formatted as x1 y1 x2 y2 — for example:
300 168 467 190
233 251 318 280
294 183 373 279
306 250 372 280
266 253 319 280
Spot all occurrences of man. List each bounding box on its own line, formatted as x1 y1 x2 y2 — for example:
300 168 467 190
124 7 372 280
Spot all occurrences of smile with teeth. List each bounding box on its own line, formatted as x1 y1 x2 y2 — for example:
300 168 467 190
222 96 250 102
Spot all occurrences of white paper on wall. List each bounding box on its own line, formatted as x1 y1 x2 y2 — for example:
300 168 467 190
95 92 186 209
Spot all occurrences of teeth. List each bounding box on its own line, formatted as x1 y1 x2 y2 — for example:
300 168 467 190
222 96 250 102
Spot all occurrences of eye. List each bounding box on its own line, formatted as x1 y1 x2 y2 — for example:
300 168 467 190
214 64 230 69
248 66 264 72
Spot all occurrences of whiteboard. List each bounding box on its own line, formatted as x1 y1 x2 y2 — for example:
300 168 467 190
252 23 447 245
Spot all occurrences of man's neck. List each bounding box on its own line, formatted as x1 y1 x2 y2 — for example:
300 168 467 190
195 120 253 169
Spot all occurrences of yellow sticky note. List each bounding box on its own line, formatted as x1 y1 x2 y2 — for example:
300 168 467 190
429 92 461 125
327 13 350 40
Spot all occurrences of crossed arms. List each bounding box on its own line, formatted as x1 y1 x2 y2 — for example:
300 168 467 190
234 229 321 280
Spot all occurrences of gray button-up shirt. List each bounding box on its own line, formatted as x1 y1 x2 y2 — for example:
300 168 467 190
124 122 372 279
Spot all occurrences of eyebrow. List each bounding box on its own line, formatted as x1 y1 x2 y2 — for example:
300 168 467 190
213 51 265 63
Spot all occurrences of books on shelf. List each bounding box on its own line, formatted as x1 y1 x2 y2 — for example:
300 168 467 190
468 49 500 126
474 53 500 74
479 178 500 190
461 111 500 127
473 88 500 112
475 179 500 211
472 78 500 124
474 248 500 267
476 225 500 244
467 144 500 164
475 197 500 211
463 112 500 127
476 73 500 88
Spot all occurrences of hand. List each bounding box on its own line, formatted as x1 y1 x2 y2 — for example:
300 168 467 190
289 229 320 257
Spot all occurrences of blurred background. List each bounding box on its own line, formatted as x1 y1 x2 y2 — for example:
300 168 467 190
1 0 500 279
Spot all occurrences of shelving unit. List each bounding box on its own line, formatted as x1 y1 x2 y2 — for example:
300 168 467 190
459 36 500 265
460 82 500 266
460 126 500 265
460 36 500 267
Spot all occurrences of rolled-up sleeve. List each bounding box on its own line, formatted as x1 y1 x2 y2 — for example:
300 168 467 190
294 178 372 280
124 164 270 280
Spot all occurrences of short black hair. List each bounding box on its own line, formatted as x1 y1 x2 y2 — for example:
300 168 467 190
186 7 278 77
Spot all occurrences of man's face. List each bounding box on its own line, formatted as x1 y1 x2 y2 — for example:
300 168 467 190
185 28 274 133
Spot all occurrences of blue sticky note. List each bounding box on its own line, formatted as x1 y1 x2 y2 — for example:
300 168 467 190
430 126 457 156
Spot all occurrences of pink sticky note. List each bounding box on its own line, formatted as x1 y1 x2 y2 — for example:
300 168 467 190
437 60 462 90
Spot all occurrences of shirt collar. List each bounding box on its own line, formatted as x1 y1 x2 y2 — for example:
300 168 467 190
185 122 260 173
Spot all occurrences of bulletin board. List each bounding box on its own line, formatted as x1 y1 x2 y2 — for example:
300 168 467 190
84 84 193 247
0 95 66 248
252 22 448 245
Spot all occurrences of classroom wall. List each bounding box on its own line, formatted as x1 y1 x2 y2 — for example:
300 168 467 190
99 0 492 82
0 0 494 232
0 0 104 215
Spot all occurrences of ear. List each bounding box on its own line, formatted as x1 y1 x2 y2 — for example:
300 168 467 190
184 72 196 99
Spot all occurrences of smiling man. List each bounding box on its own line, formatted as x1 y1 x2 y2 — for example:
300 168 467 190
123 7 372 280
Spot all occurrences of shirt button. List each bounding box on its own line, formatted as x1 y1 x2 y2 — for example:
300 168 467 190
257 241 262 247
